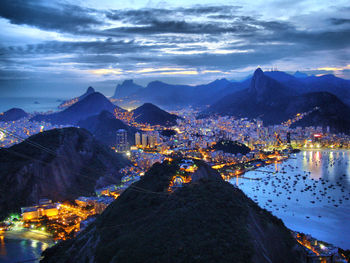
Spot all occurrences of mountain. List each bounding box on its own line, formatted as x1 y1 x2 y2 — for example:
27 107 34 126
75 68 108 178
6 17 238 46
32 92 122 125
114 78 244 108
41 161 306 263
112 80 143 99
58 86 95 109
0 108 28 121
205 68 350 133
263 71 350 105
78 110 138 147
132 103 179 126
299 74 350 105
293 71 308 78
0 127 129 219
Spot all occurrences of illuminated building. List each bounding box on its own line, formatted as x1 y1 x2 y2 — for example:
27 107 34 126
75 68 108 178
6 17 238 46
135 132 141 146
142 133 148 148
116 129 128 152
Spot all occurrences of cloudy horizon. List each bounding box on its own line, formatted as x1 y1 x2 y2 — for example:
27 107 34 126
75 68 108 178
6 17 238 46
0 0 349 97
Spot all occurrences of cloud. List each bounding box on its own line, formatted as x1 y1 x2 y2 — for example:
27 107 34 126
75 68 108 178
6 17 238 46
0 0 103 33
0 0 349 96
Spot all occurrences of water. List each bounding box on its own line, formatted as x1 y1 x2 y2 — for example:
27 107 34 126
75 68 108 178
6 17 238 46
0 97 67 113
0 230 53 263
230 150 350 249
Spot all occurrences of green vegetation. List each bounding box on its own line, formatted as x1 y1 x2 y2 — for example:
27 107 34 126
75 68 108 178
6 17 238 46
211 139 251 155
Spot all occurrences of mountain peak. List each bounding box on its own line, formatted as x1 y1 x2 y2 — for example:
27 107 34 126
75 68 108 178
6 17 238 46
113 80 143 99
86 86 95 93
0 108 28 121
254 67 264 76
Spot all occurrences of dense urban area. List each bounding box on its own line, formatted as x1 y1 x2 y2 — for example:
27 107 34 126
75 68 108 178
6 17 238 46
1 105 349 262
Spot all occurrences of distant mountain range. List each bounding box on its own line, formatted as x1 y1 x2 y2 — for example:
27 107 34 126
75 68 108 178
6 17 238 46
132 103 180 126
78 110 138 147
112 71 350 108
58 86 95 109
0 108 28 121
204 68 350 134
0 127 129 219
32 92 122 125
112 78 247 108
42 161 306 263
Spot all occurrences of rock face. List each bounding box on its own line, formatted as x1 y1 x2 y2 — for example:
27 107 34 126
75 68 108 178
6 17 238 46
0 108 28 121
112 80 143 99
32 92 121 125
78 110 138 147
0 127 129 219
42 161 307 263
132 103 179 126
206 68 350 134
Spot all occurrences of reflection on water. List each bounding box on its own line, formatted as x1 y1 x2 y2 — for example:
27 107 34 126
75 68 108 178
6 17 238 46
0 234 52 263
230 150 350 249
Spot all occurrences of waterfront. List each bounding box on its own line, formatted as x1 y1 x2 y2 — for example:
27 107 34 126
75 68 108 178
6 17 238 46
0 230 53 263
231 150 350 249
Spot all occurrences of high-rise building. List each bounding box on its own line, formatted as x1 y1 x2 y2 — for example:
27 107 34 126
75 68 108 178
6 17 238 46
142 133 148 148
116 129 128 152
135 132 141 146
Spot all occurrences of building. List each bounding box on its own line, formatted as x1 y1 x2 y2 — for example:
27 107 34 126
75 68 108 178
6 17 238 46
21 201 58 221
116 129 128 152
142 133 148 148
135 132 141 146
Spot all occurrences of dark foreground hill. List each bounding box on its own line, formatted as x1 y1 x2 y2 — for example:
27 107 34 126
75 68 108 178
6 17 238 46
78 110 138 147
0 127 129 219
205 68 350 134
32 92 120 125
132 103 179 126
42 161 306 263
0 108 28 121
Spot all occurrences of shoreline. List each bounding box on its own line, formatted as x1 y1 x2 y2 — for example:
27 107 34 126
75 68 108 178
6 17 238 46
2 229 54 244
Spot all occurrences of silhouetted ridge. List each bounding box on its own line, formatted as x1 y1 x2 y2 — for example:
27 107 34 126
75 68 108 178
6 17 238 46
42 161 306 263
132 103 179 126
0 108 28 121
78 110 138 146
0 127 129 219
32 92 121 125
204 68 350 134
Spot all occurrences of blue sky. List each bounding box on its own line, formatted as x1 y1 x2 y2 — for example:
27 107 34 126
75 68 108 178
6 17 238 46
0 0 349 97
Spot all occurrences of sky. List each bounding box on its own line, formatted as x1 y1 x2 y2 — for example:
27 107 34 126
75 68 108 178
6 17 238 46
0 0 349 98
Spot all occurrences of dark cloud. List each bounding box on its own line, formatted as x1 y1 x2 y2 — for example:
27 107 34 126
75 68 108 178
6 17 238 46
330 18 350 25
0 0 103 33
0 39 173 56
0 1 349 96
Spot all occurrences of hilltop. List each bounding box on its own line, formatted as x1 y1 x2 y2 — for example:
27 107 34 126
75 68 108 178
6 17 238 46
132 103 179 126
42 161 306 263
32 92 121 125
0 127 129 219
0 108 28 121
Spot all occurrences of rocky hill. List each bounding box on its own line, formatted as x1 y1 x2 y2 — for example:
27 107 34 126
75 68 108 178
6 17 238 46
32 92 121 125
58 86 96 109
78 110 138 147
41 161 306 263
205 68 350 134
0 108 28 121
112 80 143 99
132 103 179 126
0 127 129 219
